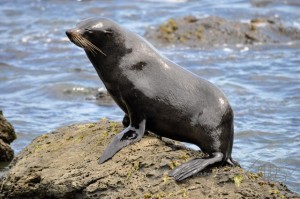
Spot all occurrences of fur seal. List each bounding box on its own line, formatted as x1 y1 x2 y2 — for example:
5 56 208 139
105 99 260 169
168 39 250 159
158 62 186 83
66 18 239 181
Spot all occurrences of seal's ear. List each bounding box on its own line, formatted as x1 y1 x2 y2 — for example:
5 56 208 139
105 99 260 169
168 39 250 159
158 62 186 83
84 28 93 34
104 29 112 34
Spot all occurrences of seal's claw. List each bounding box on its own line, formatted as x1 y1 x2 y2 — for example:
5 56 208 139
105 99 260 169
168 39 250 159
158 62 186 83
226 157 240 167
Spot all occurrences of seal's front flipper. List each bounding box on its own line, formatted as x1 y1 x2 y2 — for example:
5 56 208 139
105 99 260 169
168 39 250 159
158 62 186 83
169 152 223 181
98 119 146 164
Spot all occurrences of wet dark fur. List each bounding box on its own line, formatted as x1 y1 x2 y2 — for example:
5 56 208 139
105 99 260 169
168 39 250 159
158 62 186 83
66 18 239 181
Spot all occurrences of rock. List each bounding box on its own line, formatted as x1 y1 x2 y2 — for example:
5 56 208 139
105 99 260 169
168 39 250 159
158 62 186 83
145 16 300 47
0 140 14 162
0 119 299 199
62 86 114 106
0 111 16 162
0 111 16 144
94 88 114 106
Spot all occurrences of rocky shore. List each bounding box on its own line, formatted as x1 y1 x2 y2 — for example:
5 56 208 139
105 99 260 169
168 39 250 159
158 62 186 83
145 16 300 48
0 111 16 162
0 119 298 199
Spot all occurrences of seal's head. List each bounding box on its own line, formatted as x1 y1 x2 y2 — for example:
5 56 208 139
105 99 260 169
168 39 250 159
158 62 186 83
66 18 122 57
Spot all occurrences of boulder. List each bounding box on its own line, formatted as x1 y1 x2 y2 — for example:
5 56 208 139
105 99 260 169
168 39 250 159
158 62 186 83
0 119 298 198
0 111 16 144
0 140 14 162
145 16 300 47
0 111 16 162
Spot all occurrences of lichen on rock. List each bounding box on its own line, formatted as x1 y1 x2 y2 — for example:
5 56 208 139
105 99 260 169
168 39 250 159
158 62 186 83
0 120 299 198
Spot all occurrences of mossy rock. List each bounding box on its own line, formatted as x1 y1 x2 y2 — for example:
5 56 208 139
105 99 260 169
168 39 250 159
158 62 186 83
0 120 298 198
145 16 300 47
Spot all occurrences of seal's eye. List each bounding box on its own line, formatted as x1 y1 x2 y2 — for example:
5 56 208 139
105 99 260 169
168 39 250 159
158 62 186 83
85 28 93 34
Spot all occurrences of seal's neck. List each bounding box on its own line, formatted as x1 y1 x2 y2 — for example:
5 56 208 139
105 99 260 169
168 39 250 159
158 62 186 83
85 45 131 83
85 51 115 82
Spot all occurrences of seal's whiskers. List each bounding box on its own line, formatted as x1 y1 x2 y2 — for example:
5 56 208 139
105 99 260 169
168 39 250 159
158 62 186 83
72 34 106 57
76 35 97 56
76 35 106 56
73 35 96 56
84 39 107 56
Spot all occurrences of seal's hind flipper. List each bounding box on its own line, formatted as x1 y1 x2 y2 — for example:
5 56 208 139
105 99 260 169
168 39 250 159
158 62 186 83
169 152 223 181
98 119 146 164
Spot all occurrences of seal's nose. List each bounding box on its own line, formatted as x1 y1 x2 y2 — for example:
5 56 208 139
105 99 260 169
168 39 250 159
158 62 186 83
65 30 72 38
66 29 76 42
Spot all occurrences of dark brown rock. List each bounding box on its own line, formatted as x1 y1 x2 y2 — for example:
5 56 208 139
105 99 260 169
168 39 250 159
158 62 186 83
0 111 16 144
0 140 14 162
0 120 299 199
0 111 16 162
